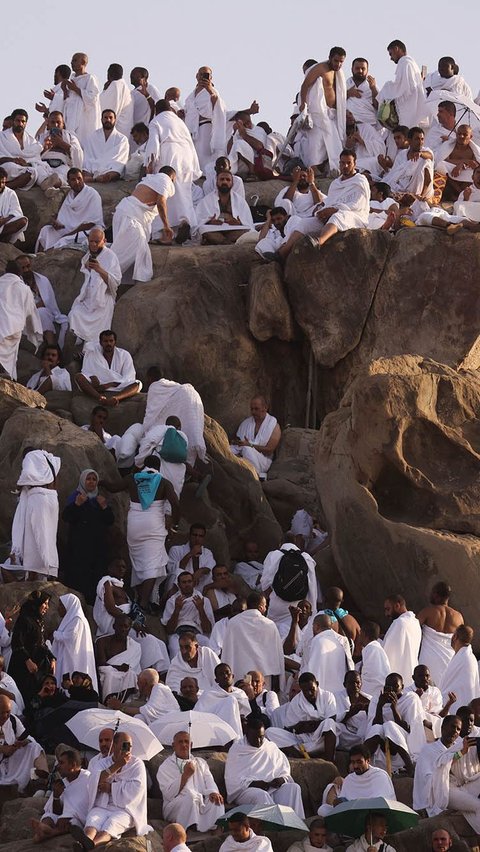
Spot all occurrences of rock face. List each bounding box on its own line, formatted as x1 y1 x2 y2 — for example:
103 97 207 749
0 380 45 427
316 356 480 637
247 261 295 342
112 243 307 435
263 427 320 530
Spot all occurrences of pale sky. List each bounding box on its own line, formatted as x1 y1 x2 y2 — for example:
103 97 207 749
2 0 480 136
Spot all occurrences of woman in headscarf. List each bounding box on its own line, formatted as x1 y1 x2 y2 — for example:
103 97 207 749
62 469 114 604
8 590 55 704
51 594 98 692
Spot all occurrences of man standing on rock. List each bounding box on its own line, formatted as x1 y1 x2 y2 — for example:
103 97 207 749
184 66 227 172
230 396 281 478
382 594 422 687
417 581 464 686
68 229 121 346
0 260 43 380
298 48 347 174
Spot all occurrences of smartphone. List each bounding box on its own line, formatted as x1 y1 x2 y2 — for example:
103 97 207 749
201 73 210 80
244 674 252 685
421 65 427 79
88 254 97 263
121 741 131 752
50 128 61 136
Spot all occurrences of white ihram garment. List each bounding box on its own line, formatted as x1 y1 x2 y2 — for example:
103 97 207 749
184 87 227 171
36 184 103 251
42 768 91 826
378 55 427 127
341 764 395 800
225 736 304 815
366 690 426 760
63 73 101 145
80 343 137 392
85 754 149 836
135 424 187 498
97 636 142 701
0 715 45 791
93 576 170 672
382 611 422 686
230 413 278 475
82 127 129 178
346 77 378 125
137 683 179 724
131 83 161 126
360 640 391 696
303 629 353 693
418 624 455 686
195 684 249 739
260 544 317 639
100 80 134 137
143 378 206 465
0 186 27 242
165 645 220 693
318 172 370 230
221 609 285 682
68 247 121 343
301 67 346 171
435 137 480 184
26 272 68 346
0 273 42 379
127 500 168 586
145 111 201 230
335 690 369 748
51 593 98 690
0 129 44 188
267 689 336 755
111 172 175 282
157 754 224 830
439 645 480 713
425 71 472 100
195 189 254 234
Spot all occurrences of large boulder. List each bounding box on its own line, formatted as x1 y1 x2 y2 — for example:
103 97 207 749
112 243 306 435
284 230 392 367
0 380 45 428
247 261 295 342
264 427 320 529
316 356 480 637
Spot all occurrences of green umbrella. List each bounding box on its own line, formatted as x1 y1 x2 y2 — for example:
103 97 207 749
325 797 419 838
217 804 308 832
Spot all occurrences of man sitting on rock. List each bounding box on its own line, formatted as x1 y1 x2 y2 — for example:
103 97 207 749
167 523 216 593
157 729 224 830
71 732 148 848
16 255 68 347
105 668 178 722
36 111 84 189
0 694 48 792
255 203 304 263
162 572 215 657
165 632 219 694
230 395 281 478
267 671 337 760
195 662 251 738
275 165 325 217
382 127 434 199
36 167 104 252
26 343 72 393
204 564 238 619
95 614 141 702
0 108 62 192
337 743 395 801
225 715 305 814
0 167 28 243
31 748 90 843
195 171 254 244
82 109 129 183
75 329 141 407
364 672 426 773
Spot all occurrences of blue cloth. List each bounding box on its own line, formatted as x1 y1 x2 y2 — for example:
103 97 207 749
134 470 162 510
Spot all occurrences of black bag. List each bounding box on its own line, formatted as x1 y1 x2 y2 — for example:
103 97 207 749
272 548 309 602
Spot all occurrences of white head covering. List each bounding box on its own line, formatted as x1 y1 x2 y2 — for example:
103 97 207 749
277 199 293 216
77 468 99 499
17 450 61 487
290 508 314 538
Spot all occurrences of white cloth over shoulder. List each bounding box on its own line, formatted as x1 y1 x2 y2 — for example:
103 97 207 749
83 127 129 178
320 172 370 230
68 247 121 343
184 86 227 171
85 754 149 835
81 343 137 391
137 682 179 724
143 379 206 465
157 753 224 831
303 629 353 693
36 184 104 251
439 645 480 713
63 74 101 145
97 635 142 701
51 593 98 690
100 80 134 137
145 110 201 229
221 609 285 682
341 764 395 800
382 611 422 686
0 186 27 242
260 544 317 639
225 735 292 801
166 645 220 693
378 55 427 127
0 274 43 379
360 640 391 696
0 715 45 791
196 189 254 234
419 624 455 686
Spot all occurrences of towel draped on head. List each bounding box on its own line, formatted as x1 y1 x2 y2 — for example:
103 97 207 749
17 450 61 487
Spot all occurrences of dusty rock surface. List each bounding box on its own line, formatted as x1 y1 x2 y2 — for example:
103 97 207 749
316 356 480 638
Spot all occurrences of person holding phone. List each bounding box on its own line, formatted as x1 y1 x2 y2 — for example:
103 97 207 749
71 732 149 848
184 66 227 172
0 694 48 792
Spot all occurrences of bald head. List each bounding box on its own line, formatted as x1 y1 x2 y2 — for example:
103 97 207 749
164 824 187 852
98 727 114 756
0 694 12 725
313 613 332 634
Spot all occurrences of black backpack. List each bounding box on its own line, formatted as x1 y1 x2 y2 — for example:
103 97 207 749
272 548 309 602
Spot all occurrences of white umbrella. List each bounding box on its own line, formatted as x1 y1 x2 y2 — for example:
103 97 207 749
426 89 480 132
66 708 163 761
150 710 237 748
